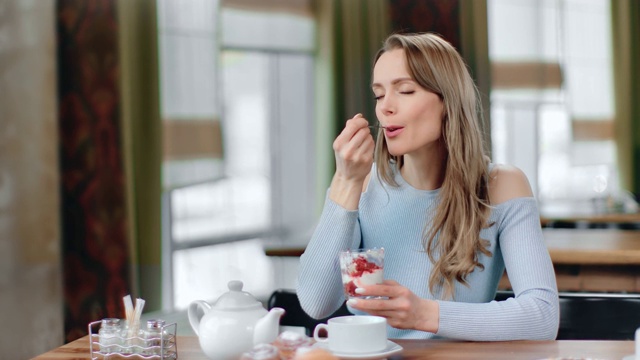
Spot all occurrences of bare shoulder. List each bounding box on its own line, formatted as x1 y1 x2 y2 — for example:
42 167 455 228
488 164 534 205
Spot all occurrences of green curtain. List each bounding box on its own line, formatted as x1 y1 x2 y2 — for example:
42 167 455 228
460 0 492 156
314 0 337 213
611 0 640 196
313 0 390 213
333 0 391 132
117 0 163 312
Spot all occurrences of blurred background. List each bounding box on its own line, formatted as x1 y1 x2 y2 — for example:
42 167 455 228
2 0 639 357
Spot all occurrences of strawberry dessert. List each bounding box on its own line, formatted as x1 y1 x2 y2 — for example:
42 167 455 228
339 248 384 298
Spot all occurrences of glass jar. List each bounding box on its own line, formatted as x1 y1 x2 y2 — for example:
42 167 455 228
143 319 166 356
120 320 142 355
98 318 122 354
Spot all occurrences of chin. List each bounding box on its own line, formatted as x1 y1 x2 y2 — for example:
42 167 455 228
386 147 407 157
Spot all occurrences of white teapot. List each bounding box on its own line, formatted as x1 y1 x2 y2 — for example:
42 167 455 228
188 280 285 360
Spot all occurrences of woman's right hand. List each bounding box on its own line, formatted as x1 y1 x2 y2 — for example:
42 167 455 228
329 114 375 209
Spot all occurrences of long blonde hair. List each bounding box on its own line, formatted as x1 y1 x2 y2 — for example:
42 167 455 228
373 33 492 298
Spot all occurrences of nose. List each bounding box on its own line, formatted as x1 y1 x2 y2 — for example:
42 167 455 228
377 93 396 116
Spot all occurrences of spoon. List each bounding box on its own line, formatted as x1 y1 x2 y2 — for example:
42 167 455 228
368 125 387 130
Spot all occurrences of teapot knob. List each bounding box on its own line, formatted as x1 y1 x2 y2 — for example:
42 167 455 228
228 280 243 292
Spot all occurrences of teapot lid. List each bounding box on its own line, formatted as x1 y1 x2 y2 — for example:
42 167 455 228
214 280 262 310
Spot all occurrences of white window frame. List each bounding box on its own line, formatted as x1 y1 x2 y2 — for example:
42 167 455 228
160 11 317 311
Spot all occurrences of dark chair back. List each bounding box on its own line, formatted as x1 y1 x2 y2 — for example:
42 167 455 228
495 290 640 340
557 292 640 340
270 289 640 339
268 289 352 336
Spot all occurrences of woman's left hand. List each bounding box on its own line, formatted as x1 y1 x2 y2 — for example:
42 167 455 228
346 280 440 333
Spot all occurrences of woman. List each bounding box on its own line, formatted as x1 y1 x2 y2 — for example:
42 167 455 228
297 33 559 341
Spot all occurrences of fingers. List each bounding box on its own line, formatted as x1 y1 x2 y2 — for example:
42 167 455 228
347 297 392 311
355 281 405 298
347 292 415 330
333 114 371 148
347 282 410 311
346 282 438 333
347 295 409 311
332 114 375 177
347 298 413 330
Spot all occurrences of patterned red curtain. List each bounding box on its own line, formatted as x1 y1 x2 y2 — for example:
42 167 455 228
56 0 132 342
387 0 491 150
388 0 461 50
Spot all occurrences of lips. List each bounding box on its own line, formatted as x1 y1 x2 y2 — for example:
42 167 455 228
384 125 404 138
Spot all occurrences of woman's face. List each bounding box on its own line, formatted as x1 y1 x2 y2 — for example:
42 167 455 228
372 48 444 157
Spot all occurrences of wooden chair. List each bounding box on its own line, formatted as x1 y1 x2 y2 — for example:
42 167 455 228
270 289 640 340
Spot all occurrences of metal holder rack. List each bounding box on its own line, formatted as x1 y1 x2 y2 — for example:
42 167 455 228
88 320 178 359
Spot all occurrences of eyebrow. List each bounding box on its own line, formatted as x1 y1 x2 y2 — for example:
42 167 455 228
371 77 415 88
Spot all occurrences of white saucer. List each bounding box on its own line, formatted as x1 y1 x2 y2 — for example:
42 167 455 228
313 340 403 359
622 355 635 360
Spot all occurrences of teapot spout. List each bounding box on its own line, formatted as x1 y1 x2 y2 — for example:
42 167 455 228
253 307 285 345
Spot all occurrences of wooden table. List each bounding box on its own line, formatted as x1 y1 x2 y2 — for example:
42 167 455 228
32 336 207 360
534 229 640 292
33 335 636 359
398 339 634 359
541 212 640 228
539 200 640 228
544 229 640 265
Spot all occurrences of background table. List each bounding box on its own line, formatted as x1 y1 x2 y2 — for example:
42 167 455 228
532 229 640 293
541 212 640 228
266 229 640 264
544 229 640 265
266 229 640 293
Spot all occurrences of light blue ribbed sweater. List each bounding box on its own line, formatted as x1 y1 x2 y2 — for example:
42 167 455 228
297 164 559 340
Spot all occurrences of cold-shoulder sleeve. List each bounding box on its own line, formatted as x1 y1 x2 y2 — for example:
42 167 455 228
297 195 361 319
436 197 559 340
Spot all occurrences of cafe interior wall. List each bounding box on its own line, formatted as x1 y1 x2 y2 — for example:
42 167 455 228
3 1 638 357
0 0 490 356
0 1 64 358
0 0 155 356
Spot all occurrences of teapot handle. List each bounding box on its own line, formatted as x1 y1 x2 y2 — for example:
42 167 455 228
188 300 212 336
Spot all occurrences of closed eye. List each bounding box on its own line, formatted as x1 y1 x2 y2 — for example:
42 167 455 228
374 95 384 101
400 91 415 95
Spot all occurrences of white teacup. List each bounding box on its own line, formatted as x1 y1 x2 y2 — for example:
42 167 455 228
313 315 387 354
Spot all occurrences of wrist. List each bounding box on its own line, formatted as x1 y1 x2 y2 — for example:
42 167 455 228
417 299 440 334
329 173 364 210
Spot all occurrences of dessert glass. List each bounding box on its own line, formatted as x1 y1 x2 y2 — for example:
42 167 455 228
339 248 384 299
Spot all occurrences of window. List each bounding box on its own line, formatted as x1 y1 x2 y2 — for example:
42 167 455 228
158 0 316 310
488 0 617 216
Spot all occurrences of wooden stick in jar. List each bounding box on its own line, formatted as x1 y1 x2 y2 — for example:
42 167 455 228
123 295 134 326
